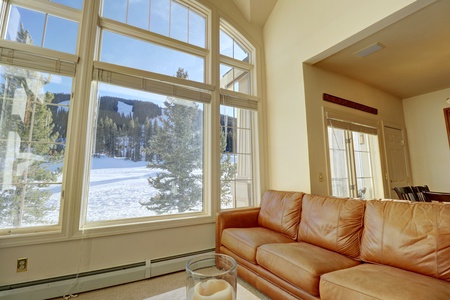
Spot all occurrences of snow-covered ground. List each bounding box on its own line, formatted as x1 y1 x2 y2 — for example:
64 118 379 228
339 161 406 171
85 156 161 222
42 156 198 225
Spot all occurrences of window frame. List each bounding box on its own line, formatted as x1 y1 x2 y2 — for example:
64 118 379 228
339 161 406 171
324 109 383 199
0 0 262 246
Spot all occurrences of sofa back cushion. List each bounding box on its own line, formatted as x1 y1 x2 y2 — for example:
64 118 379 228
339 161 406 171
298 194 365 259
361 200 450 282
258 190 304 240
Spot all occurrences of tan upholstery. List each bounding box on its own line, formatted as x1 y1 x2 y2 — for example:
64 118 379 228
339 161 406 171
298 194 365 259
215 207 260 252
320 263 450 300
361 200 450 281
221 227 293 263
216 191 450 299
256 242 360 297
258 190 304 240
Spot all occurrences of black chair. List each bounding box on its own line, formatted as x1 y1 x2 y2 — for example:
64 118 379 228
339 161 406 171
394 186 418 201
412 185 430 202
423 191 450 203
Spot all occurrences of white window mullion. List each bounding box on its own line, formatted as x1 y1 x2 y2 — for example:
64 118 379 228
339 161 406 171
220 54 253 72
99 17 209 58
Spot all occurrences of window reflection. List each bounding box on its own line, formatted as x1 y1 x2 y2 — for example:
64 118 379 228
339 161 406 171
220 106 253 209
6 5 79 54
220 30 249 62
220 64 250 94
0 65 72 229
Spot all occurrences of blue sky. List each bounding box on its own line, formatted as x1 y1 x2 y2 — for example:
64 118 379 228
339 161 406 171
8 0 245 105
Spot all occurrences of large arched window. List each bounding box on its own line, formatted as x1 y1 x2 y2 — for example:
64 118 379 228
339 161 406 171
0 0 260 238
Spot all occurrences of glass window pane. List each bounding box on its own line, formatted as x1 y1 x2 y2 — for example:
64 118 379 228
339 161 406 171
220 64 250 94
86 83 204 222
128 0 150 30
353 132 375 199
328 127 350 197
44 15 78 54
220 105 253 209
101 0 206 48
189 10 206 48
6 6 45 47
102 0 127 23
50 0 83 10
6 5 79 54
101 30 205 82
0 65 72 229
220 29 249 62
170 2 188 43
220 30 233 58
150 0 170 36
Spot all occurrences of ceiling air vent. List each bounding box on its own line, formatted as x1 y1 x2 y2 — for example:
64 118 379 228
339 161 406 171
354 42 385 58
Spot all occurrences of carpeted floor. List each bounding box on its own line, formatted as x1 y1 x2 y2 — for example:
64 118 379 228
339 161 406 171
49 271 271 300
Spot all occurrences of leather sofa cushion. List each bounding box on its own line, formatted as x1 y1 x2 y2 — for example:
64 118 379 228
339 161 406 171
298 194 365 259
361 200 450 282
320 263 450 300
221 227 293 264
258 190 304 240
256 242 360 297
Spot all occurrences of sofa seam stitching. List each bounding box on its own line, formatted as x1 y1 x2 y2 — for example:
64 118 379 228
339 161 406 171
434 206 439 278
336 201 341 251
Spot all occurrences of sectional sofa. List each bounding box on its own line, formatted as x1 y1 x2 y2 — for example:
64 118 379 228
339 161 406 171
215 190 450 299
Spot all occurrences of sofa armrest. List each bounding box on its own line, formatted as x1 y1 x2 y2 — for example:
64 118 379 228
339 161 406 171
215 207 261 252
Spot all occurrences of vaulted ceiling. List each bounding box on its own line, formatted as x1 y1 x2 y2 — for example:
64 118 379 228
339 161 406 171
232 0 278 26
234 0 450 99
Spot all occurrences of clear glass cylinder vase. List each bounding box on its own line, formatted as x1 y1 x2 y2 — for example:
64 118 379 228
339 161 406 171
186 253 237 300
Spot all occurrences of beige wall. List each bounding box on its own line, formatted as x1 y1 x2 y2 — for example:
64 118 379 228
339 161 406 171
403 88 450 191
303 65 404 196
263 0 425 192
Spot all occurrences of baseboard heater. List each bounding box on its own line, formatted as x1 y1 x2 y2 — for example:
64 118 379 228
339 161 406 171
0 248 214 300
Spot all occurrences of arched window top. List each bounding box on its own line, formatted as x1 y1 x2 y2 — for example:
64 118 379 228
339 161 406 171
101 0 207 48
219 20 253 64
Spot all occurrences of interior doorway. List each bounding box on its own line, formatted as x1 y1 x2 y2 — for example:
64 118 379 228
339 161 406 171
384 126 412 199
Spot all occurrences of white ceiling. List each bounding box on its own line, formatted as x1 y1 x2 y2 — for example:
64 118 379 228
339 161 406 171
313 0 450 99
235 0 450 99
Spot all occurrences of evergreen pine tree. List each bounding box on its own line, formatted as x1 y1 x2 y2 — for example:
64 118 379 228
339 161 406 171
141 68 203 213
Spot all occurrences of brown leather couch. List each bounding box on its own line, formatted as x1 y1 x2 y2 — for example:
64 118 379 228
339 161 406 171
216 190 450 299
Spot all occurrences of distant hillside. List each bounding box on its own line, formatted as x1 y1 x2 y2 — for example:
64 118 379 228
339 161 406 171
99 96 162 122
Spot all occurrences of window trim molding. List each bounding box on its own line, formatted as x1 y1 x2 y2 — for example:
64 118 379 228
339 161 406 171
99 18 209 59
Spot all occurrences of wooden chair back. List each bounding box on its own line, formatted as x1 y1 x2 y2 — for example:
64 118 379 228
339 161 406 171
412 185 430 202
394 186 418 201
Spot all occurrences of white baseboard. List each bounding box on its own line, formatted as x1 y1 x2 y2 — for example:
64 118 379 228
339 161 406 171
0 249 214 300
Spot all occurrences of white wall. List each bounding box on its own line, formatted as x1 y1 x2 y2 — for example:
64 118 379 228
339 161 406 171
263 0 427 192
403 88 450 191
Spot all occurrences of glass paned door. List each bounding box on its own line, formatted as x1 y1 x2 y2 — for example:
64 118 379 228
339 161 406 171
327 123 382 199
